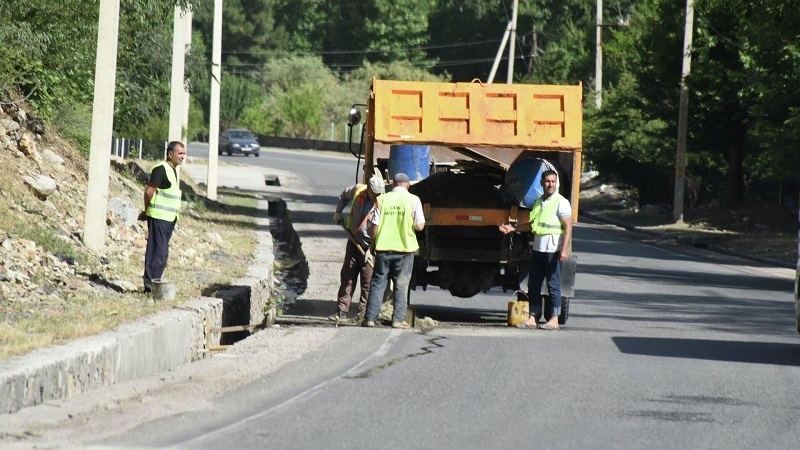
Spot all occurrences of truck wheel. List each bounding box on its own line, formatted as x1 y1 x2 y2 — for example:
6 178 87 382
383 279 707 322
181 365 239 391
543 296 570 325
559 297 570 325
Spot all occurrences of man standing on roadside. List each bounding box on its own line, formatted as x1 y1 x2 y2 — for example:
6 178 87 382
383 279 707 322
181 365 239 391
331 174 385 323
363 172 425 329
499 170 572 330
138 141 186 293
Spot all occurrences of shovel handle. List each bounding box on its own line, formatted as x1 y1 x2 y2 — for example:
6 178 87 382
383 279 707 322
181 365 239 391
340 224 374 268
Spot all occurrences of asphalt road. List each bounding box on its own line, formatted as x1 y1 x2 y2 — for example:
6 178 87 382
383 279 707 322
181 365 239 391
95 143 799 449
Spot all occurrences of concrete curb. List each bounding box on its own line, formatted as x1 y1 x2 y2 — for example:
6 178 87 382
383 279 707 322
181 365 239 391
0 199 275 415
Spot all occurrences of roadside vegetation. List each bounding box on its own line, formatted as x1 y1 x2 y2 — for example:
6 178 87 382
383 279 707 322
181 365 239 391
2 1 798 208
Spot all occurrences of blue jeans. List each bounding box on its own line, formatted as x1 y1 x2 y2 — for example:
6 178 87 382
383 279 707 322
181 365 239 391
528 251 561 317
143 217 176 290
365 252 414 323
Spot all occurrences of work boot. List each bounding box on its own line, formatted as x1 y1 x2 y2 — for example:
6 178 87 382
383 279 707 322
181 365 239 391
327 311 347 321
392 321 411 329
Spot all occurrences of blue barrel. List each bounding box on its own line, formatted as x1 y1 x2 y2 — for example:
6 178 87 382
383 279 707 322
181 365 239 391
388 145 430 182
504 157 555 208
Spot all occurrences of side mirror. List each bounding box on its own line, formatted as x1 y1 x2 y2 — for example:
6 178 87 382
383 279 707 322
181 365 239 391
348 108 362 126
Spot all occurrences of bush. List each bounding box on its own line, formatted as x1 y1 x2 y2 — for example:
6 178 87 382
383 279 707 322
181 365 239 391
52 103 92 156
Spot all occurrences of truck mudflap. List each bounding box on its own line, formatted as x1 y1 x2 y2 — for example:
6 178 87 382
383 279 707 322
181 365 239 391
517 254 577 298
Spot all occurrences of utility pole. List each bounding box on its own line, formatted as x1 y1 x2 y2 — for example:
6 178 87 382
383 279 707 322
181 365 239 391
168 6 190 144
673 0 695 223
181 10 193 144
488 22 512 84
526 24 538 76
206 0 222 201
506 0 519 84
596 0 603 109
83 0 120 253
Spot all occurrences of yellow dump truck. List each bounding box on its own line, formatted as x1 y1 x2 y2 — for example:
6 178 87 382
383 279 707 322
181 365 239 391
348 78 583 324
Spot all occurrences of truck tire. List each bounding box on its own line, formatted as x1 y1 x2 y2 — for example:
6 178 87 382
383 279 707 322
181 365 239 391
543 296 570 325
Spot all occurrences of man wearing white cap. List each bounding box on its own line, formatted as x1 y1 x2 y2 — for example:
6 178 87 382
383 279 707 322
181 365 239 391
363 172 425 329
331 174 385 322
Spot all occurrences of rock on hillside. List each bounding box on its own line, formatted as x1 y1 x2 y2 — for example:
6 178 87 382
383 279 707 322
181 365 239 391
0 103 205 311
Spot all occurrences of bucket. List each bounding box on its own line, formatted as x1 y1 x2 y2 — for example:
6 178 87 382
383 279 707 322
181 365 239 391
504 157 559 208
151 280 176 301
388 145 430 182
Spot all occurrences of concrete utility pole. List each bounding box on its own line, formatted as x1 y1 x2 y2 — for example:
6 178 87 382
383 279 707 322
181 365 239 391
206 0 223 201
488 22 512 84
596 0 603 109
168 6 190 144
673 0 695 223
182 11 192 144
83 0 120 253
506 0 519 84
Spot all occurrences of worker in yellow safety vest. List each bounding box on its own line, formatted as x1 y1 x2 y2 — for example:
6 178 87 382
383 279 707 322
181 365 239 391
138 141 186 293
499 169 573 330
330 174 385 323
363 172 425 329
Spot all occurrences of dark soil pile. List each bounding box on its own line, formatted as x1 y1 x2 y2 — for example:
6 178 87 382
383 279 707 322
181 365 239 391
409 172 503 208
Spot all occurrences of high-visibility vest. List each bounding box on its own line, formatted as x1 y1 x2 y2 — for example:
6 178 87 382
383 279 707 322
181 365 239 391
374 191 419 252
345 186 368 230
146 161 181 222
529 192 565 236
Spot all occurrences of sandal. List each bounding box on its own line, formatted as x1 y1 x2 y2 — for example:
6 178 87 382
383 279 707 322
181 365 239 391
516 318 539 329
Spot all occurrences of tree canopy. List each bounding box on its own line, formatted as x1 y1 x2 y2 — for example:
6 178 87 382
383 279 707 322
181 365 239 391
1 0 798 207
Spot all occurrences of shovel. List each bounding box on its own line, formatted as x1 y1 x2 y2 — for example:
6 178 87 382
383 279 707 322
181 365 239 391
340 224 374 268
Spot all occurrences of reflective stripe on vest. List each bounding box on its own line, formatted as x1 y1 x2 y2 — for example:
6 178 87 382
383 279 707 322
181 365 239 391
346 186 368 229
529 192 564 236
146 161 182 222
374 191 419 252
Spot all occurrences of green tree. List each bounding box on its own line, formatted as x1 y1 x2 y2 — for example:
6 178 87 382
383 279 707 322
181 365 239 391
219 0 287 69
427 0 506 81
220 74 262 129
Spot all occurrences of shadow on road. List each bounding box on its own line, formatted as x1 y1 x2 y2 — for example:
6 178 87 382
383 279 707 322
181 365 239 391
613 336 800 366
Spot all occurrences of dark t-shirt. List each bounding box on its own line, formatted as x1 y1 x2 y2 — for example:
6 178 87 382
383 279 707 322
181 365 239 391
148 164 176 189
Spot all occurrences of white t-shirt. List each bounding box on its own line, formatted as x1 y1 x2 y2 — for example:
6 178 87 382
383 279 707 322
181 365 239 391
531 195 572 253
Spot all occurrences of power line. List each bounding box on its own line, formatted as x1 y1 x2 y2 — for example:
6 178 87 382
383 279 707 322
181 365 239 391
216 37 507 58
220 53 525 75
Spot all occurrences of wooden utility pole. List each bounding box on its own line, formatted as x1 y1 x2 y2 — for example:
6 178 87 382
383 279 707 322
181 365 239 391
673 0 695 223
83 0 120 253
206 0 222 201
506 0 519 84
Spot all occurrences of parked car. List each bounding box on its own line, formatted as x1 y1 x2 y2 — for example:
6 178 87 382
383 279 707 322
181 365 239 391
219 129 260 157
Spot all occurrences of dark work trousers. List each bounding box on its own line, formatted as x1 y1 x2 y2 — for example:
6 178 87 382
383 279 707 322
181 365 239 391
336 240 373 314
143 216 176 290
